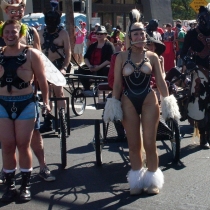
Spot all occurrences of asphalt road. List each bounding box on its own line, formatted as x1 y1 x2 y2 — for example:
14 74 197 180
0 95 210 210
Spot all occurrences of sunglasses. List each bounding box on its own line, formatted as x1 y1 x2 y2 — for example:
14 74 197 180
8 8 24 15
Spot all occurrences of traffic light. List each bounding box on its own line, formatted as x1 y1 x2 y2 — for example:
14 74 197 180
73 1 85 13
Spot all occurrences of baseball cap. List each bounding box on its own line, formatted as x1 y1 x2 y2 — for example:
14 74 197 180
95 23 100 26
96 25 107 34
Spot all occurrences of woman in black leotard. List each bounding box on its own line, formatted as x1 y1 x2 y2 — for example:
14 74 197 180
104 9 180 195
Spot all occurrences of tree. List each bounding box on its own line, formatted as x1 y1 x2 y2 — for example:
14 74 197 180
64 0 75 52
171 0 197 20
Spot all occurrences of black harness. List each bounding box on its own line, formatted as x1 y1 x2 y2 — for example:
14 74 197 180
0 47 30 93
26 26 34 46
41 27 64 58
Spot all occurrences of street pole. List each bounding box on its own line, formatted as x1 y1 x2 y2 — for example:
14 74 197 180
86 0 92 33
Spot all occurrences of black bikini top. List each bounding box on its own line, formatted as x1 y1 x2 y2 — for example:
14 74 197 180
123 49 151 92
123 49 150 74
42 27 64 57
0 47 30 93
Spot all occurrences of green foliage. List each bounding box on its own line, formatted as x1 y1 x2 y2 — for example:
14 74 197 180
171 0 197 20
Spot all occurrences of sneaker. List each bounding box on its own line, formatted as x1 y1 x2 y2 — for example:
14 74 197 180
200 142 210 149
82 90 94 97
0 168 6 184
39 166 56 182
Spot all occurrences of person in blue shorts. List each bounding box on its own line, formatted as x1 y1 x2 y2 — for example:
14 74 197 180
0 20 50 202
0 0 56 184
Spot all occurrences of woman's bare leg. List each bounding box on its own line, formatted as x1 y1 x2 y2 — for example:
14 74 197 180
121 95 142 170
141 91 160 172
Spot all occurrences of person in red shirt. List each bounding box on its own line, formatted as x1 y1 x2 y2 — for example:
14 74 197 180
78 26 115 96
87 23 100 47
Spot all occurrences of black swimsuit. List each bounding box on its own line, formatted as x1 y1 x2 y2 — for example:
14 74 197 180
123 50 152 115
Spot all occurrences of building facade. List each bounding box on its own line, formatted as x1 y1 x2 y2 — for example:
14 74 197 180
0 0 173 33
33 0 173 33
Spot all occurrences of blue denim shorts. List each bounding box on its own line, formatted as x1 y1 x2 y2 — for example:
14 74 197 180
0 93 37 120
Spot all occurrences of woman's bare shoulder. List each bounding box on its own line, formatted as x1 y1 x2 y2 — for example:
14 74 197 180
116 50 128 60
145 50 159 62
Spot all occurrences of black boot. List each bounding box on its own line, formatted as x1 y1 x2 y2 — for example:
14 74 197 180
1 171 16 202
19 171 31 202
200 134 210 149
40 113 53 133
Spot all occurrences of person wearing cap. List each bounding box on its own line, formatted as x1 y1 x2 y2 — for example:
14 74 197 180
110 29 124 52
145 36 166 101
0 0 56 185
78 25 115 96
103 9 180 195
146 19 162 41
110 25 125 42
87 22 100 47
0 0 40 49
74 21 87 64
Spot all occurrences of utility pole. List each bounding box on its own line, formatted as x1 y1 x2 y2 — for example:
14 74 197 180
86 0 92 33
64 0 75 52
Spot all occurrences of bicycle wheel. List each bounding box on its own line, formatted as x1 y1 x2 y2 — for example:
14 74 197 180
59 108 67 169
94 120 102 166
166 118 180 162
71 87 86 116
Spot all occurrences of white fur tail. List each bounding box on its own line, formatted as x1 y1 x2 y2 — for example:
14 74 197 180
103 97 123 123
161 95 181 121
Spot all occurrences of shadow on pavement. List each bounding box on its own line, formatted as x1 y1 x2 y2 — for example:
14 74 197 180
0 162 143 209
70 119 97 131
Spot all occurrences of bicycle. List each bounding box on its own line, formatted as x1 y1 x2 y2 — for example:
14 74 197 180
40 97 70 169
65 73 108 116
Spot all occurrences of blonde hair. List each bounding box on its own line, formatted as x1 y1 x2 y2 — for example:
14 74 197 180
125 9 144 49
